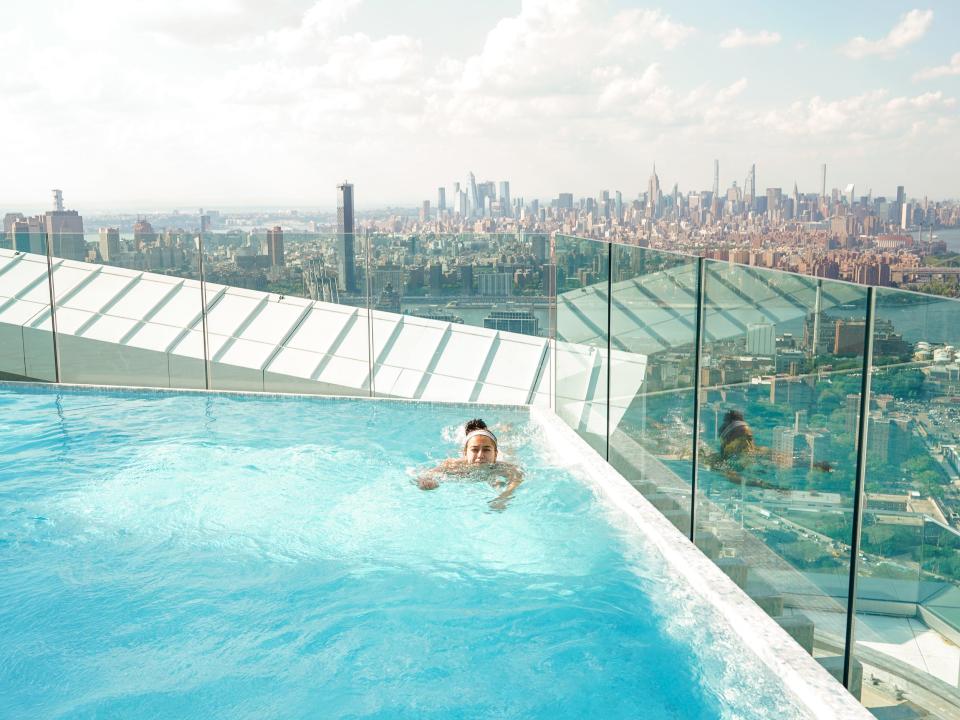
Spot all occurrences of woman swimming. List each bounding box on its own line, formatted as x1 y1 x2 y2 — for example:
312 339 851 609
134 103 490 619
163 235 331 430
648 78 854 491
417 419 524 509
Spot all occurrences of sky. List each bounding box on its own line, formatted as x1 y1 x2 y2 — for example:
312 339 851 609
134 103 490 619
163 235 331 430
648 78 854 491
1 0 958 211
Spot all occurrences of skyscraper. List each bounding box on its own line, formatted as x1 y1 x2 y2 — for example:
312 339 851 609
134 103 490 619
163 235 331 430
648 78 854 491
821 164 827 200
45 190 85 260
267 226 284 266
337 182 357 293
499 181 511 217
468 172 479 219
710 160 719 218
437 187 446 214
98 227 120 263
648 164 661 219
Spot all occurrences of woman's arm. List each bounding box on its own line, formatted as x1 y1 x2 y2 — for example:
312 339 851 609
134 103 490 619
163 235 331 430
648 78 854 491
489 464 524 509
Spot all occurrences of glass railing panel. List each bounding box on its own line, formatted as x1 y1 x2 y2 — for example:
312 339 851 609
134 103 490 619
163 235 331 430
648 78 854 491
608 244 699 533
194 231 369 395
0 242 57 382
694 261 869 683
555 235 609 455
369 233 552 405
854 288 960 708
50 231 207 388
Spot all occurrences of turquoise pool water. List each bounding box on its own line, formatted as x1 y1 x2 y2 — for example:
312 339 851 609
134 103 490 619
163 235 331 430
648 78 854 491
0 385 808 719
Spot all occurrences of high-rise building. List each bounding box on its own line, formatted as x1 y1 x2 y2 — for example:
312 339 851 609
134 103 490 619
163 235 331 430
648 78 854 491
746 323 775 356
615 191 623 223
468 172 480 219
98 227 121 263
46 190 85 260
821 164 827 200
420 200 431 222
267 226 285 266
708 160 718 218
437 187 446 214
648 164 662 219
337 182 357 293
557 193 574 211
498 181 511 217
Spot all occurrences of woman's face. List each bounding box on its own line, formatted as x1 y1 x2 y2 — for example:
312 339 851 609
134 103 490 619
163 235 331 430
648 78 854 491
464 435 497 464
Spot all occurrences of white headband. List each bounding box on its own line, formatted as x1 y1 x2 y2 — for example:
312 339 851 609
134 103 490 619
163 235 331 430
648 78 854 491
464 428 497 448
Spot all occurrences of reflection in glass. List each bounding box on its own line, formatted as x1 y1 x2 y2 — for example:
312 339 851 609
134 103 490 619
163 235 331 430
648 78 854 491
608 245 699 533
694 262 869 692
854 288 960 710
555 235 610 455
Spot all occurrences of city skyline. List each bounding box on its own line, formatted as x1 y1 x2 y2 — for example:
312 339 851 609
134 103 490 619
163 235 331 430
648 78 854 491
1 1 958 207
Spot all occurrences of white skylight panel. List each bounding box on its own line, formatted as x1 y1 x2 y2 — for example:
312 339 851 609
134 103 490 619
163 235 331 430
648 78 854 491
316 356 368 390
205 292 263 337
285 304 356 355
431 327 495 379
149 285 204 327
370 314 401 354
384 367 424 397
0 256 50 298
264 347 318 380
372 363 404 395
419 373 475 402
374 319 446 372
170 329 207 359
483 338 544 389
81 314 139 344
59 271 134 313
218 337 276 370
126 322 185 352
0 298 49 326
333 313 372 361
45 264 96 302
240 301 309 345
108 279 182 321
48 306 93 335
474 384 527 405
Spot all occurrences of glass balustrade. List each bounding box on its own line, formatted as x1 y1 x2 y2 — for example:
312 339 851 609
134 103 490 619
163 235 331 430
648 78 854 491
554 234 610 455
608 244 699 534
0 235 57 382
49 230 207 388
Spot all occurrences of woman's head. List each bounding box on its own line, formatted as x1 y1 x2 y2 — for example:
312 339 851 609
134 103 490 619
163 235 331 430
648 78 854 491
463 418 498 464
718 409 754 458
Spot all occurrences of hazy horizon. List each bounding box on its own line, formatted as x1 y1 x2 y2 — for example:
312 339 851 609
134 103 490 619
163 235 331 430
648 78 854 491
2 0 958 208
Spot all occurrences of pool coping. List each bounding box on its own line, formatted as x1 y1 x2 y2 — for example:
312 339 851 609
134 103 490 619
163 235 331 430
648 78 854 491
529 406 874 720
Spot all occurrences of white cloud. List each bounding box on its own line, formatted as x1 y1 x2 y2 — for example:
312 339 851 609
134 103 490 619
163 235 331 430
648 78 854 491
719 29 781 49
914 52 960 80
751 89 955 137
842 9 933 59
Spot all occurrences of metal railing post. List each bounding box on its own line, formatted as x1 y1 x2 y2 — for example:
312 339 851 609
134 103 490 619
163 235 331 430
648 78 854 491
688 256 707 542
843 286 876 689
197 232 211 390
44 232 62 383
605 242 612 461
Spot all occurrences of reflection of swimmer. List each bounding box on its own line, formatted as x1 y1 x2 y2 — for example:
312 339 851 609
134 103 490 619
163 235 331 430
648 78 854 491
704 410 777 490
704 409 831 490
418 419 524 510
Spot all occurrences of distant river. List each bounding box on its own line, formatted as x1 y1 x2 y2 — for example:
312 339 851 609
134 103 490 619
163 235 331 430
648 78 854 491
913 228 960 251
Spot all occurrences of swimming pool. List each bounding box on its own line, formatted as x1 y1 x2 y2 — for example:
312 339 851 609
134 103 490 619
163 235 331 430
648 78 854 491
0 384 867 719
